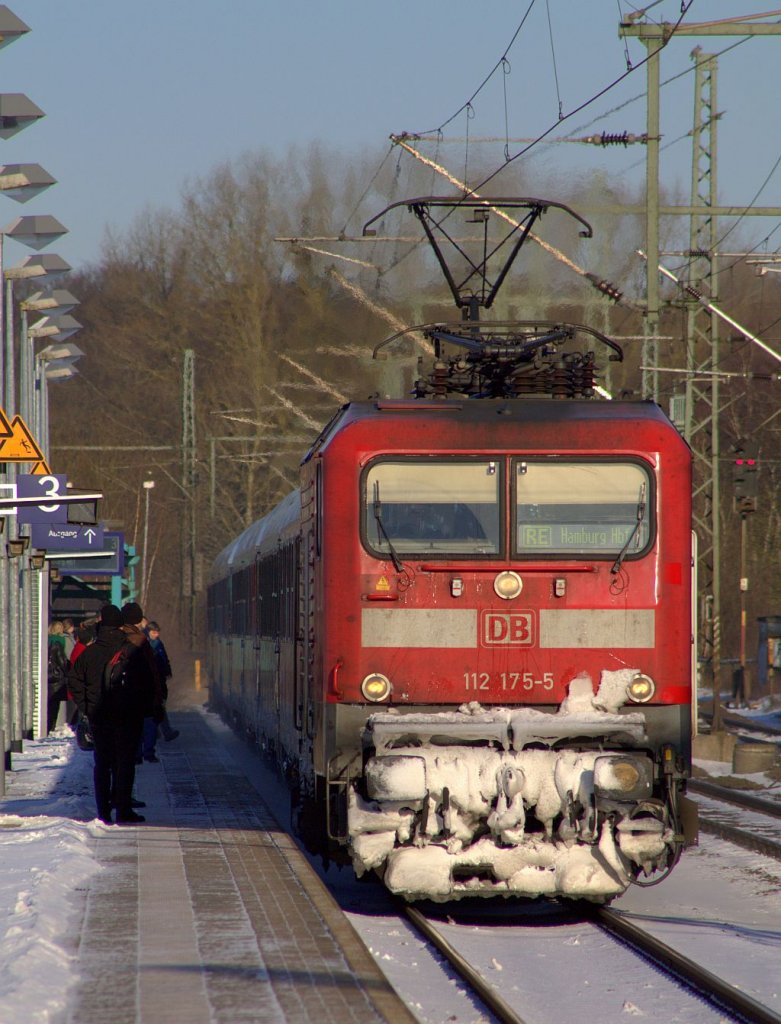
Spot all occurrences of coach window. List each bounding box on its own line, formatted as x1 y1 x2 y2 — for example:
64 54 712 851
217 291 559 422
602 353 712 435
363 459 502 558
513 459 653 558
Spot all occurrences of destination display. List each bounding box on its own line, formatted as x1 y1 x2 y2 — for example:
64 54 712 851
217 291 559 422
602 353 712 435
518 522 640 552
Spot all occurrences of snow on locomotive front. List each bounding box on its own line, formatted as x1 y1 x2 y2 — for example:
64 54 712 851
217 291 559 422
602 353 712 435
311 398 696 902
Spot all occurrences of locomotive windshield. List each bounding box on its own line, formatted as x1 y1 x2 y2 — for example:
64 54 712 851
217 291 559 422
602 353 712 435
364 460 502 556
362 458 652 560
514 460 652 557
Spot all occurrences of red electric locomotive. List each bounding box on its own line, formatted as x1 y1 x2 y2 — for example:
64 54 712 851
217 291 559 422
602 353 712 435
207 198 697 902
207 388 697 902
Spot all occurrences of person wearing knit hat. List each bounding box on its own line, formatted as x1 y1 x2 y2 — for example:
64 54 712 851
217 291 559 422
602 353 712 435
69 604 148 824
121 602 144 626
100 604 123 628
120 602 164 764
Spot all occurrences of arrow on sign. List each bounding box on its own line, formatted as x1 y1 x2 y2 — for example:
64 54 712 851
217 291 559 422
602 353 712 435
84 527 97 544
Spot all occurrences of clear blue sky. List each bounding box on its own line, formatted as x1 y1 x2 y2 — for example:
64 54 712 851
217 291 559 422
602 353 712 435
2 1 780 270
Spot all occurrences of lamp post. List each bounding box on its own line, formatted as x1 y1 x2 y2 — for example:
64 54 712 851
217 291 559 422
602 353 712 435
0 212 65 758
9 252 71 279
0 93 44 139
0 164 56 202
1 215 66 413
0 7 30 50
21 347 81 742
20 293 79 424
142 480 155 606
34 344 82 458
5 254 74 742
0 7 72 756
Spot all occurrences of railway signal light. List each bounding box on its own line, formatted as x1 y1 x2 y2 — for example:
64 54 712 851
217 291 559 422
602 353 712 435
732 438 758 513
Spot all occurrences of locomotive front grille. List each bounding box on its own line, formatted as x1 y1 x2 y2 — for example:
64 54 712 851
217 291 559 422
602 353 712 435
346 673 678 902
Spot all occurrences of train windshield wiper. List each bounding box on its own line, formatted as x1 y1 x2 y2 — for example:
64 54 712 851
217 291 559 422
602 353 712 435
373 481 403 572
610 482 646 575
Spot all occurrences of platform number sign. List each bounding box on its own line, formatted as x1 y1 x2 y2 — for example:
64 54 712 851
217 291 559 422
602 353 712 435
16 474 68 524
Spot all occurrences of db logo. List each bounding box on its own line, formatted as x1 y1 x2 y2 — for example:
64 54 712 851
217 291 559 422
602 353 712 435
481 611 535 646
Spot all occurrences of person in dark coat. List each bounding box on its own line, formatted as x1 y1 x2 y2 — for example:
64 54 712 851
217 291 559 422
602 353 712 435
120 602 164 763
67 623 96 727
145 620 179 747
69 604 151 824
47 622 69 734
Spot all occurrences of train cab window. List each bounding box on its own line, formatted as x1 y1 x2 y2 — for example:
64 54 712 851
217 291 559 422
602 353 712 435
363 459 502 558
513 460 652 558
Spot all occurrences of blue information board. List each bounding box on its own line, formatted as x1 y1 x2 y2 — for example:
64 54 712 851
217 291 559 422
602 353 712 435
31 523 105 550
46 532 125 576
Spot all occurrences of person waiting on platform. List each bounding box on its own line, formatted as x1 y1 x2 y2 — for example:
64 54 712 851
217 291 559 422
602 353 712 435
145 620 179 746
47 622 69 734
120 602 164 765
69 604 155 825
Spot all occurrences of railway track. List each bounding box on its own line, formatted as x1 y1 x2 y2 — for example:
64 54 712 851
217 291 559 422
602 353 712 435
690 778 781 817
399 899 781 1024
719 709 781 736
595 907 781 1024
691 778 781 860
699 708 781 738
402 903 529 1024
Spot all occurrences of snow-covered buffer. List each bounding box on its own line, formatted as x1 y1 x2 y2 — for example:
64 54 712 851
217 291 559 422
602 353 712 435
347 671 679 902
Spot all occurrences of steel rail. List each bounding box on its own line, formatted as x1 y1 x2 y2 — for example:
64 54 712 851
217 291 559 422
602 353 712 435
689 779 781 819
596 908 781 1024
403 904 530 1024
697 817 781 861
697 710 781 737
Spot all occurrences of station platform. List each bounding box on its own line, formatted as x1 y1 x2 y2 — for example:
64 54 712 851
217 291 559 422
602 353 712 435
67 699 416 1024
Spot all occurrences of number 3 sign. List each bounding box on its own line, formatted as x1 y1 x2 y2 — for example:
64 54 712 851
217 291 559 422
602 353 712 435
16 474 68 524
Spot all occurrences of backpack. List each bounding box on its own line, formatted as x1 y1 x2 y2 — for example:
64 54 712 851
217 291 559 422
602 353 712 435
103 642 136 691
46 643 67 684
47 641 68 693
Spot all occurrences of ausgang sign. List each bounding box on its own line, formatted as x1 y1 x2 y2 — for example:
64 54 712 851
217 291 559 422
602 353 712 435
30 523 105 550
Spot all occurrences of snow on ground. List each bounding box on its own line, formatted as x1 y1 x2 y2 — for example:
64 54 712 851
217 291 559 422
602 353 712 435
0 727 103 1023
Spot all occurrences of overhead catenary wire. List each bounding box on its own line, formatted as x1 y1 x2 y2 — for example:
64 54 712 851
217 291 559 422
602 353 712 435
579 31 749 149
405 2 694 207
326 267 434 355
640 365 781 381
545 0 564 120
365 7 696 298
263 386 322 431
464 1 695 197
692 148 781 270
290 243 379 270
416 1 538 138
638 249 781 365
338 144 395 238
279 353 348 403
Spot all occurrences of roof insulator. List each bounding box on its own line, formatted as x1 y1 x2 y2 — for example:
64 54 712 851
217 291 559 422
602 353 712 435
585 272 623 303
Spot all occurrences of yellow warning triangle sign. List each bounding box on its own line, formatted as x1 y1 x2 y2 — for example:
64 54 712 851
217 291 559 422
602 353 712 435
0 414 45 462
31 459 53 475
0 404 12 443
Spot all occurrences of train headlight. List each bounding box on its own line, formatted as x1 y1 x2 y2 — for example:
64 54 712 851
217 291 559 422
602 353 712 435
494 570 523 600
594 755 653 801
366 755 426 801
361 672 392 702
626 673 656 704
